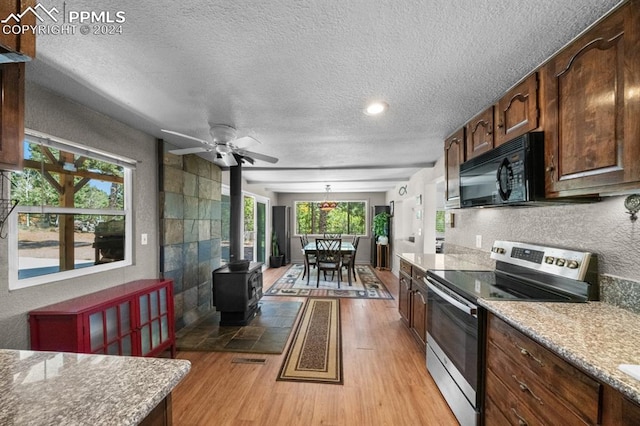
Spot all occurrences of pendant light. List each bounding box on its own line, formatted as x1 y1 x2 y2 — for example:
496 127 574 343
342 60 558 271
319 185 338 212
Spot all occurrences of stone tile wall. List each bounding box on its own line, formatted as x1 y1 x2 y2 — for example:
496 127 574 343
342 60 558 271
160 149 222 330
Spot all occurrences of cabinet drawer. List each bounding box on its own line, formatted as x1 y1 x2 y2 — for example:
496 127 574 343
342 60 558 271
488 315 600 424
400 260 412 276
487 340 592 425
486 369 548 426
411 267 425 283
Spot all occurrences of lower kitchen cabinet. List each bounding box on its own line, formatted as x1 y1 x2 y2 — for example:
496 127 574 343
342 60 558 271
409 267 427 349
29 279 175 358
398 264 412 326
398 259 428 350
602 383 640 426
484 313 640 425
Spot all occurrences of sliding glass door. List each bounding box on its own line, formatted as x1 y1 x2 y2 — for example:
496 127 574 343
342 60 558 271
222 186 268 264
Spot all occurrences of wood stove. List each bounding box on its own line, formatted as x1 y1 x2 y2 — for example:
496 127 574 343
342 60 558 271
212 262 263 326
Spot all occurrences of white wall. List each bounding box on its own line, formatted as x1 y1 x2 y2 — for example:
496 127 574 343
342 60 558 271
0 83 159 349
388 157 445 273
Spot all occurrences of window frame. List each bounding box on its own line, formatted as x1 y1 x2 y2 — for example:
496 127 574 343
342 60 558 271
8 130 135 291
293 199 369 237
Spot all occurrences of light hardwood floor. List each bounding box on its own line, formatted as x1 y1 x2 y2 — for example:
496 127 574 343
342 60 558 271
171 266 458 425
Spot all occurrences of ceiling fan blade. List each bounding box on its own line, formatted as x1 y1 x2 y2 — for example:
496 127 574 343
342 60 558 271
214 152 238 167
161 129 210 145
169 147 208 155
237 149 279 164
232 136 259 150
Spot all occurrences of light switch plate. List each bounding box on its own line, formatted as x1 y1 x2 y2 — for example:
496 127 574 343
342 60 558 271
475 235 482 248
141 233 148 245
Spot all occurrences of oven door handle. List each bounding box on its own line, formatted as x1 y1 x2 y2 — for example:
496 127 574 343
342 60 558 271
425 277 477 317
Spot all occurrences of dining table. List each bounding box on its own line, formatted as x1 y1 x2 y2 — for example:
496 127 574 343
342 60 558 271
303 241 355 254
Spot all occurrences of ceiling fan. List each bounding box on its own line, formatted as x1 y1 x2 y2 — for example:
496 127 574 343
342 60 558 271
161 124 279 167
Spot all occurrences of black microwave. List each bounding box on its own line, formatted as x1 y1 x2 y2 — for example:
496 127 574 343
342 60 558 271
459 132 546 207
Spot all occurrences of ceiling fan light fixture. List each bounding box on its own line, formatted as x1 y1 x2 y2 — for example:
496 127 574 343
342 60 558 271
364 101 388 116
216 144 232 154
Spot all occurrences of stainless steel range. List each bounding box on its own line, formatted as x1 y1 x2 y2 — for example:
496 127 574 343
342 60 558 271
425 241 598 426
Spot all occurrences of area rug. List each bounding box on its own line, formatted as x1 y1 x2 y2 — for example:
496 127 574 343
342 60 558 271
265 264 393 299
175 300 303 354
277 298 342 384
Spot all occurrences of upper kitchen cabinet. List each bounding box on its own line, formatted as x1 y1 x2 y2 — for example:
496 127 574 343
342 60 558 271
0 0 36 61
494 73 539 147
541 0 640 197
465 106 494 159
444 128 465 208
0 62 25 171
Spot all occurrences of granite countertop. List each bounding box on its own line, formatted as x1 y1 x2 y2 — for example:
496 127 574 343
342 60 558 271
0 349 191 425
397 252 490 272
480 300 640 405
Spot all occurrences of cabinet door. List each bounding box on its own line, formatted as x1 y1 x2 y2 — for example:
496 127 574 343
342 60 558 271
444 128 465 208
138 285 172 356
602 384 640 426
0 0 36 58
542 1 640 196
398 272 411 325
466 106 494 159
494 73 539 146
410 284 427 347
0 63 24 171
88 301 134 355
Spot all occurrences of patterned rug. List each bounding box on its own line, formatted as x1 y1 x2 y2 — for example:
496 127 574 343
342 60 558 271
265 264 393 299
175 300 303 354
277 298 342 384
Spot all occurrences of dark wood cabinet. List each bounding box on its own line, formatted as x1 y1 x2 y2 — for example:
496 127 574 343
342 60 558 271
541 0 640 197
0 62 24 171
29 279 176 358
485 313 601 425
494 73 540 147
0 0 36 60
444 128 465 209
398 259 428 350
602 383 640 426
398 261 411 326
465 106 494 159
409 267 427 349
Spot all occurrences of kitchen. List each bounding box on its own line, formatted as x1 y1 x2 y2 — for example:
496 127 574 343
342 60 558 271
1 0 640 424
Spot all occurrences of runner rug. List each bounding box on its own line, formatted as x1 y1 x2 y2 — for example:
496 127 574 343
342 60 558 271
265 264 393 299
277 298 343 385
175 300 303 354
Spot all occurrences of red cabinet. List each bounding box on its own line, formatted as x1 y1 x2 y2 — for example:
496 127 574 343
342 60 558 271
29 279 176 358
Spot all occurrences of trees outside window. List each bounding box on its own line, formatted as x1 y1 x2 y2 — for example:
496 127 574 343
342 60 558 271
9 134 133 289
295 201 366 236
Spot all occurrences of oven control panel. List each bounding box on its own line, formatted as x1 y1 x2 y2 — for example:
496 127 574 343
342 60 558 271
491 240 592 281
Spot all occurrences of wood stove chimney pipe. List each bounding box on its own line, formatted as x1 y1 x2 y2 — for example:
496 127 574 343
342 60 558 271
229 156 243 262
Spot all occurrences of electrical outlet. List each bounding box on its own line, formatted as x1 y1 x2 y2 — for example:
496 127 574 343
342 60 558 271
475 235 482 248
141 233 148 245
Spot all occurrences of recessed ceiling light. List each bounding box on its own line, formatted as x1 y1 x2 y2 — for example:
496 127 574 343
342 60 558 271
364 101 388 116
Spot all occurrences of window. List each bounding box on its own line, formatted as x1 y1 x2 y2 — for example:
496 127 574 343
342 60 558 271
295 200 367 236
220 186 269 264
8 130 135 290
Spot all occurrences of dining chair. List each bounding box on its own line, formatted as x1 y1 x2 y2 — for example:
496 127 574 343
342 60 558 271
315 238 342 288
324 232 341 239
340 236 359 286
300 235 316 283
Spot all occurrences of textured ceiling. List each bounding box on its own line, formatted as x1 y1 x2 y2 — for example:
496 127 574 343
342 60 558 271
26 0 623 192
